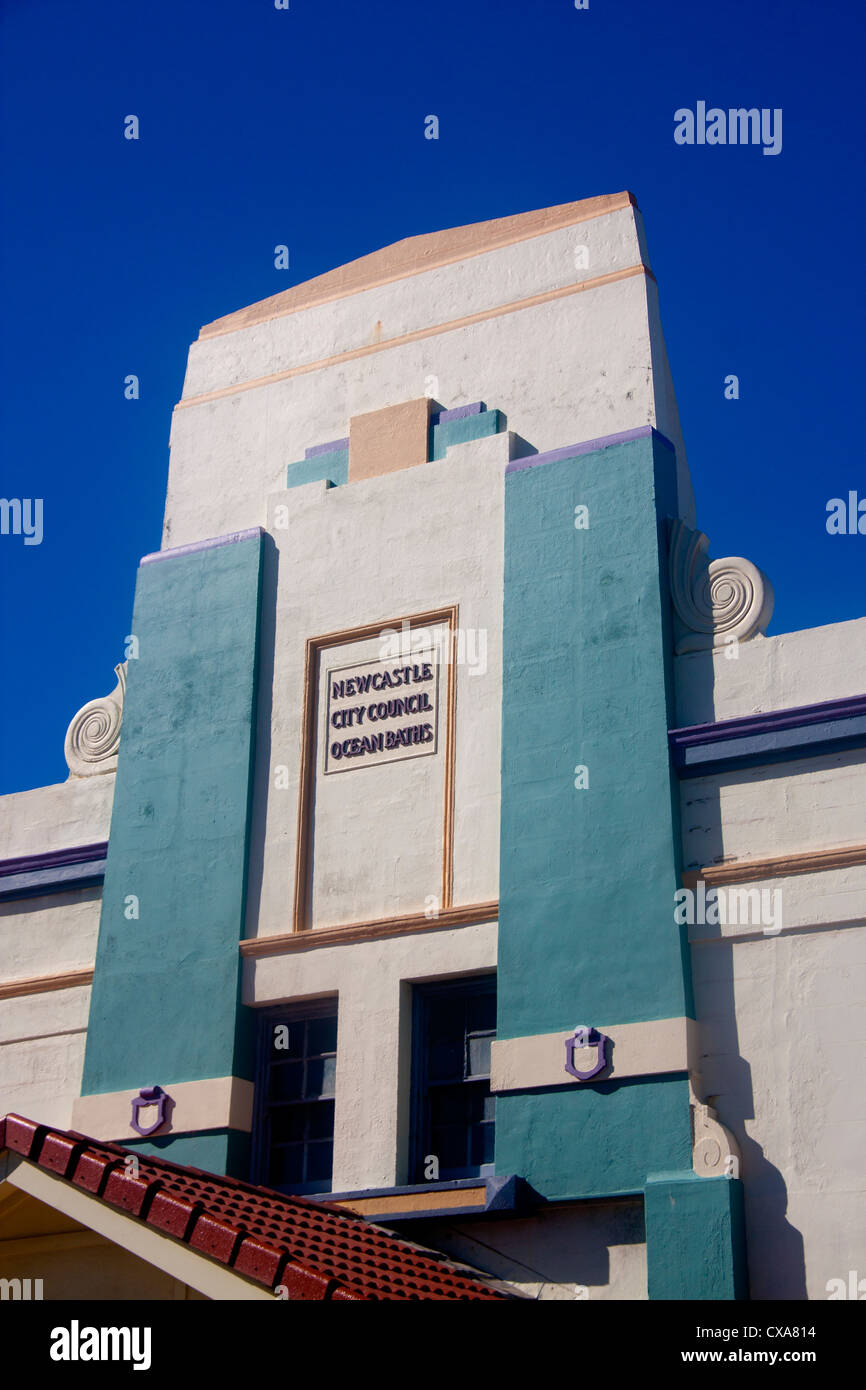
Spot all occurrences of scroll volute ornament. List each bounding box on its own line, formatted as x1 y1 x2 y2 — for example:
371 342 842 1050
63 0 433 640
64 662 127 777
690 1082 742 1179
669 519 774 654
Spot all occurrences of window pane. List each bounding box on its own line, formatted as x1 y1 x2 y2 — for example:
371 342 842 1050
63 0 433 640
427 997 466 1043
471 1120 495 1167
320 1053 336 1097
270 1104 310 1144
428 1037 464 1082
269 1021 303 1059
431 1086 470 1126
269 1145 303 1187
305 1140 334 1182
467 1034 491 1077
307 1099 335 1140
467 992 496 1033
307 1016 338 1057
430 1124 468 1170
304 1056 326 1098
269 1061 303 1102
464 1083 491 1123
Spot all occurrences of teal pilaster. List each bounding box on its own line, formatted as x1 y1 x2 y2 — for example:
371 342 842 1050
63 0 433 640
497 429 687 1043
495 427 743 1295
494 1075 693 1202
80 530 264 1175
645 1176 748 1299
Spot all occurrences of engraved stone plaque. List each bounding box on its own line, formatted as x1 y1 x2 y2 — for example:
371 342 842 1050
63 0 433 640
323 650 440 773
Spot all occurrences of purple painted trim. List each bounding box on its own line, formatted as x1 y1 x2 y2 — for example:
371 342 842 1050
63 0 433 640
670 693 866 777
304 437 349 458
130 1085 171 1137
564 1028 609 1081
669 694 866 751
140 527 264 567
505 425 674 475
0 842 108 878
485 1174 523 1212
314 1174 522 1222
0 859 108 901
430 402 486 425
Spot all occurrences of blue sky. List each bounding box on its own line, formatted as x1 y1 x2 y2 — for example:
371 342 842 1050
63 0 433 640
1 0 864 794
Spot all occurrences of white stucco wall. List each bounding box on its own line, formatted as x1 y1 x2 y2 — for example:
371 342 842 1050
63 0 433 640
675 618 866 728
0 887 101 984
401 1199 647 1301
678 618 866 1298
0 776 113 1130
182 208 646 401
0 986 90 1131
681 752 866 872
693 921 866 1300
163 201 694 551
0 775 114 860
246 429 508 939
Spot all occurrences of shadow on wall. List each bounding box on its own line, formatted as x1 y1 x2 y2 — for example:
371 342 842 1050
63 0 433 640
680 646 807 1301
396 1196 646 1299
244 533 279 939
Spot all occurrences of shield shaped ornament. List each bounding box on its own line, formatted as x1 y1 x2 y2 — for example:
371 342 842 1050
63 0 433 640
130 1085 170 1137
564 1026 609 1081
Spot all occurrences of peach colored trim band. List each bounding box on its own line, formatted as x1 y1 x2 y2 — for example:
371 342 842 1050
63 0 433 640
240 901 498 958
0 968 93 1001
71 1076 255 1141
682 842 866 890
176 263 654 411
331 1186 486 1217
198 191 638 340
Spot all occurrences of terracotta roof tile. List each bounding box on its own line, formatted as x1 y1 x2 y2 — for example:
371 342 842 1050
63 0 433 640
1 1115 512 1300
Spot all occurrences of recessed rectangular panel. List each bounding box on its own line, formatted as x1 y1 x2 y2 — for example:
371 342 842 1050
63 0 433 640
296 611 457 931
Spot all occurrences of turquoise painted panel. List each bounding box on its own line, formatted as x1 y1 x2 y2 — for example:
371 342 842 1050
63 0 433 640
645 1176 748 1299
498 432 689 1040
121 1128 251 1175
285 449 347 490
81 534 263 1103
429 409 502 461
494 1075 693 1201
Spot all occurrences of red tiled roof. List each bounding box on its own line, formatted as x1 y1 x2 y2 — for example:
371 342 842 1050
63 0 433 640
0 1115 512 1300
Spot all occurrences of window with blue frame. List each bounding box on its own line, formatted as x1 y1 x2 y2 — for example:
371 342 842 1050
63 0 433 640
253 1003 337 1195
411 976 496 1183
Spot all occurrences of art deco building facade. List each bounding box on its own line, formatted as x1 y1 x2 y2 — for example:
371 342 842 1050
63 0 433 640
2 192 864 1300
